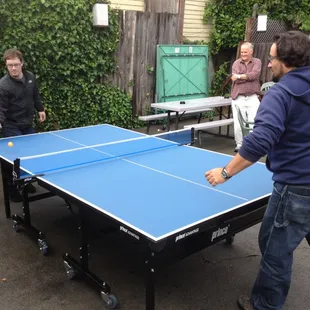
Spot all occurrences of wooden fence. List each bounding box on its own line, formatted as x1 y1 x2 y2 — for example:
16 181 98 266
103 10 182 115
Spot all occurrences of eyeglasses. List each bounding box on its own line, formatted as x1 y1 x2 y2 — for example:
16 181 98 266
6 63 21 68
267 56 277 63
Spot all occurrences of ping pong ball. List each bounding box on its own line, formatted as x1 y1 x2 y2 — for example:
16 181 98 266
8 142 13 147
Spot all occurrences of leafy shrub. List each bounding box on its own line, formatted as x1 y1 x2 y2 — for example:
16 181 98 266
0 0 139 130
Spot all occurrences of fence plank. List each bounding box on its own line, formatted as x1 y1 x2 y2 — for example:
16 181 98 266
105 11 181 115
144 0 179 13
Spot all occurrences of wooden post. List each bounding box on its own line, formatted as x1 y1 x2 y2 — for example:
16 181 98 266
245 18 254 42
178 0 185 43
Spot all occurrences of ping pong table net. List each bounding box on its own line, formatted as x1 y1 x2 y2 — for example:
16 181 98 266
14 128 194 177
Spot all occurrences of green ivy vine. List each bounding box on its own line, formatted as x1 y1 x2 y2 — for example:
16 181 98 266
209 61 231 97
0 0 140 131
204 0 310 55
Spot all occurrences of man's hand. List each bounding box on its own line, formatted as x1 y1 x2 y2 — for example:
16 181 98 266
205 168 227 187
231 74 238 81
232 74 247 81
39 111 46 123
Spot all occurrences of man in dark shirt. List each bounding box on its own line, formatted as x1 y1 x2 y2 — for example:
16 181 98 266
231 42 262 152
0 48 46 201
205 31 310 310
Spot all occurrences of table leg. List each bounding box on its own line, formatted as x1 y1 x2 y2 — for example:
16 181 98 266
1 161 11 218
11 186 49 255
175 112 179 130
63 206 117 309
145 252 155 310
219 107 223 135
167 111 171 131
227 105 232 136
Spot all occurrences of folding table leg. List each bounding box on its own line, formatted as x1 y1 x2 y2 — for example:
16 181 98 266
146 122 151 134
145 252 156 310
175 112 179 130
63 206 118 309
226 105 232 136
167 111 171 131
218 106 223 135
11 185 49 255
1 161 11 218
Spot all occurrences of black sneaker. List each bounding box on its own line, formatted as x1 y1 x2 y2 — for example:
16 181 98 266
237 295 254 310
27 183 37 194
10 191 23 203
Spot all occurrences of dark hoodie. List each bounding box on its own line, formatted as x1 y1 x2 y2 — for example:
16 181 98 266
239 66 310 184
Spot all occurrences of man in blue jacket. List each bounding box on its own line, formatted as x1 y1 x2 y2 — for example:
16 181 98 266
205 31 310 310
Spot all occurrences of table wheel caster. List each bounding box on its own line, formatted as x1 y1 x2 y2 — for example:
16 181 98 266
63 261 78 280
13 221 20 232
225 235 234 245
38 238 48 255
101 291 118 309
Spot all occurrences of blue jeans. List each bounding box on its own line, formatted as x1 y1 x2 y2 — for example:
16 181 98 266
251 182 310 309
2 124 35 137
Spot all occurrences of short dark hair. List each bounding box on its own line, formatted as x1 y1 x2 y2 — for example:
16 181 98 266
3 48 24 63
273 31 310 67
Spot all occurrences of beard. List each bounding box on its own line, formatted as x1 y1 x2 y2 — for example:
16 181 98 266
272 75 280 82
271 66 285 82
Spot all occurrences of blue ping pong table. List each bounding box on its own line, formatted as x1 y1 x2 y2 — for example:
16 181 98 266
0 124 273 310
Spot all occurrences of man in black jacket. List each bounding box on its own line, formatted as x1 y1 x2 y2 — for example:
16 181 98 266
0 48 46 201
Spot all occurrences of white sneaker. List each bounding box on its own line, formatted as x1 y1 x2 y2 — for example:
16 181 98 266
234 146 241 152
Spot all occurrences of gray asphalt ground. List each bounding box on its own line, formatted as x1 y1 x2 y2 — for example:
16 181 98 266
1 119 310 310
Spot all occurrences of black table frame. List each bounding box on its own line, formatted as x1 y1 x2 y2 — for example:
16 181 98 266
1 157 269 310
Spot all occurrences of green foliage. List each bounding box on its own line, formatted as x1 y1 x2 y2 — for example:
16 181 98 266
260 0 310 30
182 37 209 46
146 65 154 74
204 0 310 55
204 0 259 54
36 81 136 131
209 61 231 97
0 0 138 130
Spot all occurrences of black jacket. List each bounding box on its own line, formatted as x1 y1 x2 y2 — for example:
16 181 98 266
0 71 44 129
